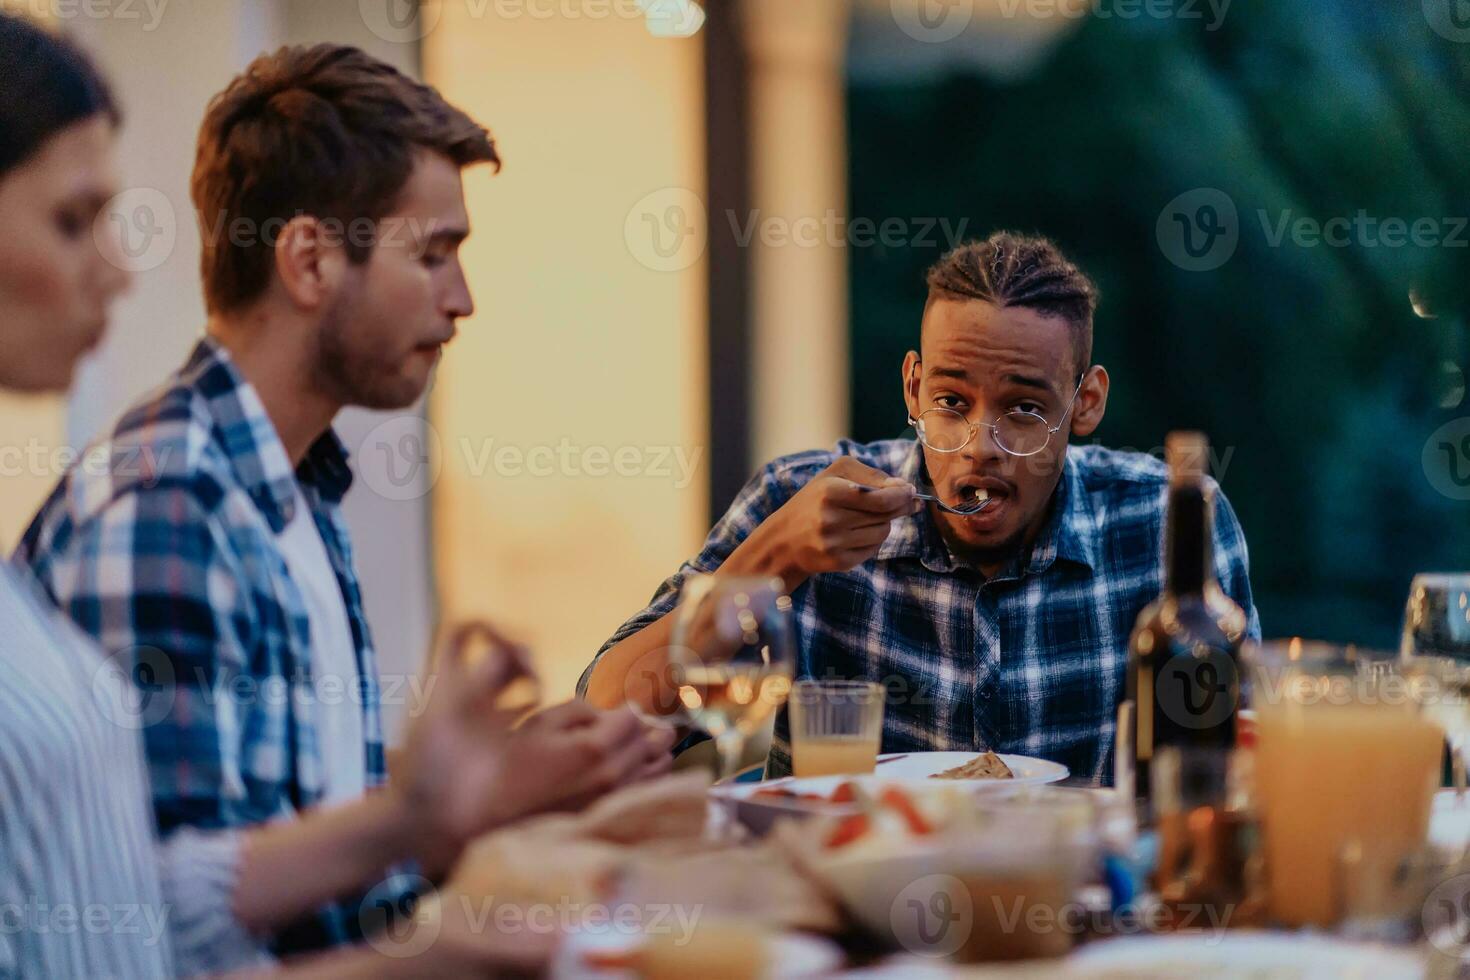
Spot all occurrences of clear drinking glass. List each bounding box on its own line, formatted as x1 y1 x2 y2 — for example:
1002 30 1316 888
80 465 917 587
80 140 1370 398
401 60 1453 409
787 680 884 777
1248 640 1443 928
1402 574 1470 799
667 575 795 782
1402 573 1470 662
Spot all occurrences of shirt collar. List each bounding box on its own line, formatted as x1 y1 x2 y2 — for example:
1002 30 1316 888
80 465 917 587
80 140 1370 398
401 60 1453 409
1025 451 1097 576
184 337 353 532
874 441 1097 578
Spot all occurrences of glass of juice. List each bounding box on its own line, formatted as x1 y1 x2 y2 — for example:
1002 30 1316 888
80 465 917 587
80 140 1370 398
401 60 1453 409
1248 639 1443 929
788 680 884 777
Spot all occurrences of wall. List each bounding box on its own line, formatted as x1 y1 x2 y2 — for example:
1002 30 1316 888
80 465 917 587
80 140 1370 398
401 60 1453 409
423 2 710 699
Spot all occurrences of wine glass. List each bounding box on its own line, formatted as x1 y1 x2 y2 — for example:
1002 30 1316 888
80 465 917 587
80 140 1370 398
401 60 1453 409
1402 574 1470 662
667 575 795 783
1401 574 1470 802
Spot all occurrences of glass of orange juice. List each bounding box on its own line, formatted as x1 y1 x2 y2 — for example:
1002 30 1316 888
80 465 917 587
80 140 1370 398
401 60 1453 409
788 680 884 777
1248 639 1443 928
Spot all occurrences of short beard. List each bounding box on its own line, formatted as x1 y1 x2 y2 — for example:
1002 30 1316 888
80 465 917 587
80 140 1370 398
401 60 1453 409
313 293 419 411
941 517 1030 570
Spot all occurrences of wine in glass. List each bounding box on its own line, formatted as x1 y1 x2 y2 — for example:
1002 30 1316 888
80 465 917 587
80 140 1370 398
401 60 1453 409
668 575 794 782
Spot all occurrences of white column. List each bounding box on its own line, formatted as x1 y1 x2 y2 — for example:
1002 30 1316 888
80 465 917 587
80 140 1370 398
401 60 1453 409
741 0 852 466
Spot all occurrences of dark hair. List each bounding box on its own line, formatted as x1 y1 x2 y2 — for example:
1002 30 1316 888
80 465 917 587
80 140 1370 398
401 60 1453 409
925 231 1099 373
191 43 500 314
0 13 119 178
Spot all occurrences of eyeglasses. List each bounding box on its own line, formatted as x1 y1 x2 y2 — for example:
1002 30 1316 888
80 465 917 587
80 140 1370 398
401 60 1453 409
907 377 1084 457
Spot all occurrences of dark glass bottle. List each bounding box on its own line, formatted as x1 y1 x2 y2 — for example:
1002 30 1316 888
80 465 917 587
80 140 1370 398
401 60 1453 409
1125 432 1249 803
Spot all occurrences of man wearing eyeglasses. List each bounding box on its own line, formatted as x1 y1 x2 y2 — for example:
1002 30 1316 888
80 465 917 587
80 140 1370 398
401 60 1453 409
580 231 1259 781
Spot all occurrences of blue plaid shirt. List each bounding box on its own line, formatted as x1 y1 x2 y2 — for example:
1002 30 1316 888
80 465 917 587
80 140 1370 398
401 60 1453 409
16 338 402 951
583 439 1260 783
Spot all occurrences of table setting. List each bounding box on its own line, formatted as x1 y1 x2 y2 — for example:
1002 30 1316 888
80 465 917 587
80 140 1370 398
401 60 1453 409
420 565 1470 978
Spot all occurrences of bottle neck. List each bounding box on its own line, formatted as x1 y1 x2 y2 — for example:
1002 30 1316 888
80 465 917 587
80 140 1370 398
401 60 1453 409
1166 483 1212 596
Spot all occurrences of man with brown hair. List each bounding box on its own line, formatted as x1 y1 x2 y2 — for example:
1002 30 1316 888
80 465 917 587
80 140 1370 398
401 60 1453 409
582 231 1260 782
18 43 673 954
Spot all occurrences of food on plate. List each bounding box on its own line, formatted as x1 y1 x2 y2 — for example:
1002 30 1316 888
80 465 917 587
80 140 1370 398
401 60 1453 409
749 779 860 807
930 750 1014 780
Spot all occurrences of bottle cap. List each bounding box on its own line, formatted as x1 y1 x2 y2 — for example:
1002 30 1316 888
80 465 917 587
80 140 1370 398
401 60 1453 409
1165 431 1209 484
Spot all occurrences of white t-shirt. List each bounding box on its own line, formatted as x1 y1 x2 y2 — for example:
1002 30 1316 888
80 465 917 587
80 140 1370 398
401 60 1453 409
276 482 366 804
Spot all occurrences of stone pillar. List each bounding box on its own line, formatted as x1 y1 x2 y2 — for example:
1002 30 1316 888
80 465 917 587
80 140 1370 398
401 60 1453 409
740 0 852 466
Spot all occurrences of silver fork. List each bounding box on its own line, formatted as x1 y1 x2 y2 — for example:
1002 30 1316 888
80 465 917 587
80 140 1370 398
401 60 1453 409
858 482 996 516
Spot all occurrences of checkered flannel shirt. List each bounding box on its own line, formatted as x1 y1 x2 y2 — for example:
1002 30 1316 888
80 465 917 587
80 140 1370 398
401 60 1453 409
582 439 1260 782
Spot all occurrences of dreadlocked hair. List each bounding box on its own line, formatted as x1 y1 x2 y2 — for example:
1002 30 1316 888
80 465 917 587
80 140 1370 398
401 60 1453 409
925 231 1099 373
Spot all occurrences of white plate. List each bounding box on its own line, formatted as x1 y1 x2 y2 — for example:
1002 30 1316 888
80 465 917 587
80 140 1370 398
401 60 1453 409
867 751 1070 787
1067 932 1425 978
552 927 843 979
714 751 1069 800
